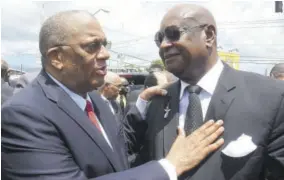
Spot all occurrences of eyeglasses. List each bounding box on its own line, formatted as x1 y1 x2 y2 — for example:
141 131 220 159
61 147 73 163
106 82 123 89
52 39 111 55
154 24 208 47
82 40 111 54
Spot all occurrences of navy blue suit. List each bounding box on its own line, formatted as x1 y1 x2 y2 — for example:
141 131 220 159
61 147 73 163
1 70 169 180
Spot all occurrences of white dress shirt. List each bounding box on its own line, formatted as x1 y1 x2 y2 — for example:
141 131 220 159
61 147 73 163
47 74 113 149
135 59 224 180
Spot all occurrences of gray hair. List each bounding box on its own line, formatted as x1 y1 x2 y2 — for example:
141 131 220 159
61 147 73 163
270 63 284 78
39 10 94 67
98 72 121 92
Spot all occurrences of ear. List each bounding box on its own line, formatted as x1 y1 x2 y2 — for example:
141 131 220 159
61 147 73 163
46 47 64 71
204 25 216 48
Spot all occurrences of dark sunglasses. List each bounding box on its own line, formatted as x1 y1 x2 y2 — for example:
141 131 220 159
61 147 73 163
154 24 208 47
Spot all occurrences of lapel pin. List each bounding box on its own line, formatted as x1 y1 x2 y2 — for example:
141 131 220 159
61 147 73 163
164 103 171 119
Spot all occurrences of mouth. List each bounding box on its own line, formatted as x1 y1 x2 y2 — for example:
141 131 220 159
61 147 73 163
164 53 180 64
95 65 107 76
164 53 180 59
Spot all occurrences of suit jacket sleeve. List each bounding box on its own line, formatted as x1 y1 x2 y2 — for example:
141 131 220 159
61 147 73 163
124 105 148 154
2 105 168 180
266 94 284 178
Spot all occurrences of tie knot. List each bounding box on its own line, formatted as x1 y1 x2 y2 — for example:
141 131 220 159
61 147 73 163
187 85 202 94
85 100 93 112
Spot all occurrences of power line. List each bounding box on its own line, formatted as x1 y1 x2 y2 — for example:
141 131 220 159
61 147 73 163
112 35 153 47
219 25 284 30
108 58 149 67
109 49 153 63
218 19 284 25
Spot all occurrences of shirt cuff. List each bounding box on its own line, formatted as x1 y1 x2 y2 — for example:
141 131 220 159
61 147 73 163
135 96 148 120
158 159 177 180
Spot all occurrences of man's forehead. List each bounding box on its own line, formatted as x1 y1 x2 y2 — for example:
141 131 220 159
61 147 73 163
69 19 106 43
160 14 200 30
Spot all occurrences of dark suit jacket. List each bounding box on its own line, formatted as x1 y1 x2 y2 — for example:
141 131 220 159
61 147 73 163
1 70 169 180
127 64 284 180
1 79 14 104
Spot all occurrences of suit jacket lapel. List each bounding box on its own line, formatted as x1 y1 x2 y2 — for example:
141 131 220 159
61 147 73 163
163 81 180 156
89 93 128 169
205 64 237 121
37 71 123 171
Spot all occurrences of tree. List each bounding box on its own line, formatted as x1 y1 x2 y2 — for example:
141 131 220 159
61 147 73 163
148 59 165 72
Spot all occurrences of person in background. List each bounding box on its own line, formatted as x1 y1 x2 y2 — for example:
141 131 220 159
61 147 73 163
127 71 169 109
1 59 14 104
98 71 124 124
270 63 284 80
117 77 129 115
2 10 224 180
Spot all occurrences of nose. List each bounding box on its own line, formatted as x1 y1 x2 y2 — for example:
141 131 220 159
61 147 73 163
160 38 173 49
97 45 110 61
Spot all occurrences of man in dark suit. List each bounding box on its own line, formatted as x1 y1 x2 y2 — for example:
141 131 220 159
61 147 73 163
1 10 225 180
127 4 284 180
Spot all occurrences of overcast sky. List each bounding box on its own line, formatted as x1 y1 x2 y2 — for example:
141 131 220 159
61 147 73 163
1 0 284 74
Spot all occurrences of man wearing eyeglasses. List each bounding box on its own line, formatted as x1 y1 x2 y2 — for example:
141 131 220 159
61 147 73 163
1 10 225 180
98 71 123 121
128 4 284 180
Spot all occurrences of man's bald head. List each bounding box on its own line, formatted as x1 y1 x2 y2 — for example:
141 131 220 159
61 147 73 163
99 72 122 100
270 63 284 80
39 10 99 66
161 4 217 34
104 71 121 85
158 4 218 84
1 59 9 80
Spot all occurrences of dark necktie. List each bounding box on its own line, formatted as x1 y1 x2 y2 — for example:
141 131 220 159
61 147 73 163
119 95 125 114
184 85 203 136
85 100 102 132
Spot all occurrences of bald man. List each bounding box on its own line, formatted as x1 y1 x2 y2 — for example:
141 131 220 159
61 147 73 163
270 63 284 80
99 71 123 122
2 10 225 180
128 4 284 180
1 59 14 104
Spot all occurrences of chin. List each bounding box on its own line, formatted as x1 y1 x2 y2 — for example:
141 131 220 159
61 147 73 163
91 78 105 89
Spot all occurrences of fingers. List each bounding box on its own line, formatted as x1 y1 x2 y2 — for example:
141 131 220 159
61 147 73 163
200 120 223 141
140 86 168 101
195 120 215 132
202 138 224 155
159 82 173 89
188 120 216 142
177 127 186 137
200 126 224 148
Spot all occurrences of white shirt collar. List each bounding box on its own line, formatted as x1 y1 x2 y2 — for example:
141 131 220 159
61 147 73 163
101 95 109 103
180 59 224 99
47 73 92 111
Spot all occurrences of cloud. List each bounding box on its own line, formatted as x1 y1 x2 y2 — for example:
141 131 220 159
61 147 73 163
1 0 284 74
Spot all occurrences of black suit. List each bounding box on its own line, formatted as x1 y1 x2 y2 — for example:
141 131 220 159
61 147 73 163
1 70 170 180
127 64 284 179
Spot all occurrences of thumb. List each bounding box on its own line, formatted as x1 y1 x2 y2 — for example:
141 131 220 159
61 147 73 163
177 127 186 137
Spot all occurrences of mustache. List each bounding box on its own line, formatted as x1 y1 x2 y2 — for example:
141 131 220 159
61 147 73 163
159 45 185 59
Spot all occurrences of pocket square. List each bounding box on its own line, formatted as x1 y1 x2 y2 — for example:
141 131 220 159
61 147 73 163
222 133 257 158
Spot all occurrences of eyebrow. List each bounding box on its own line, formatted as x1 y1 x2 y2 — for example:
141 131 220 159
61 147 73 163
80 36 107 45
